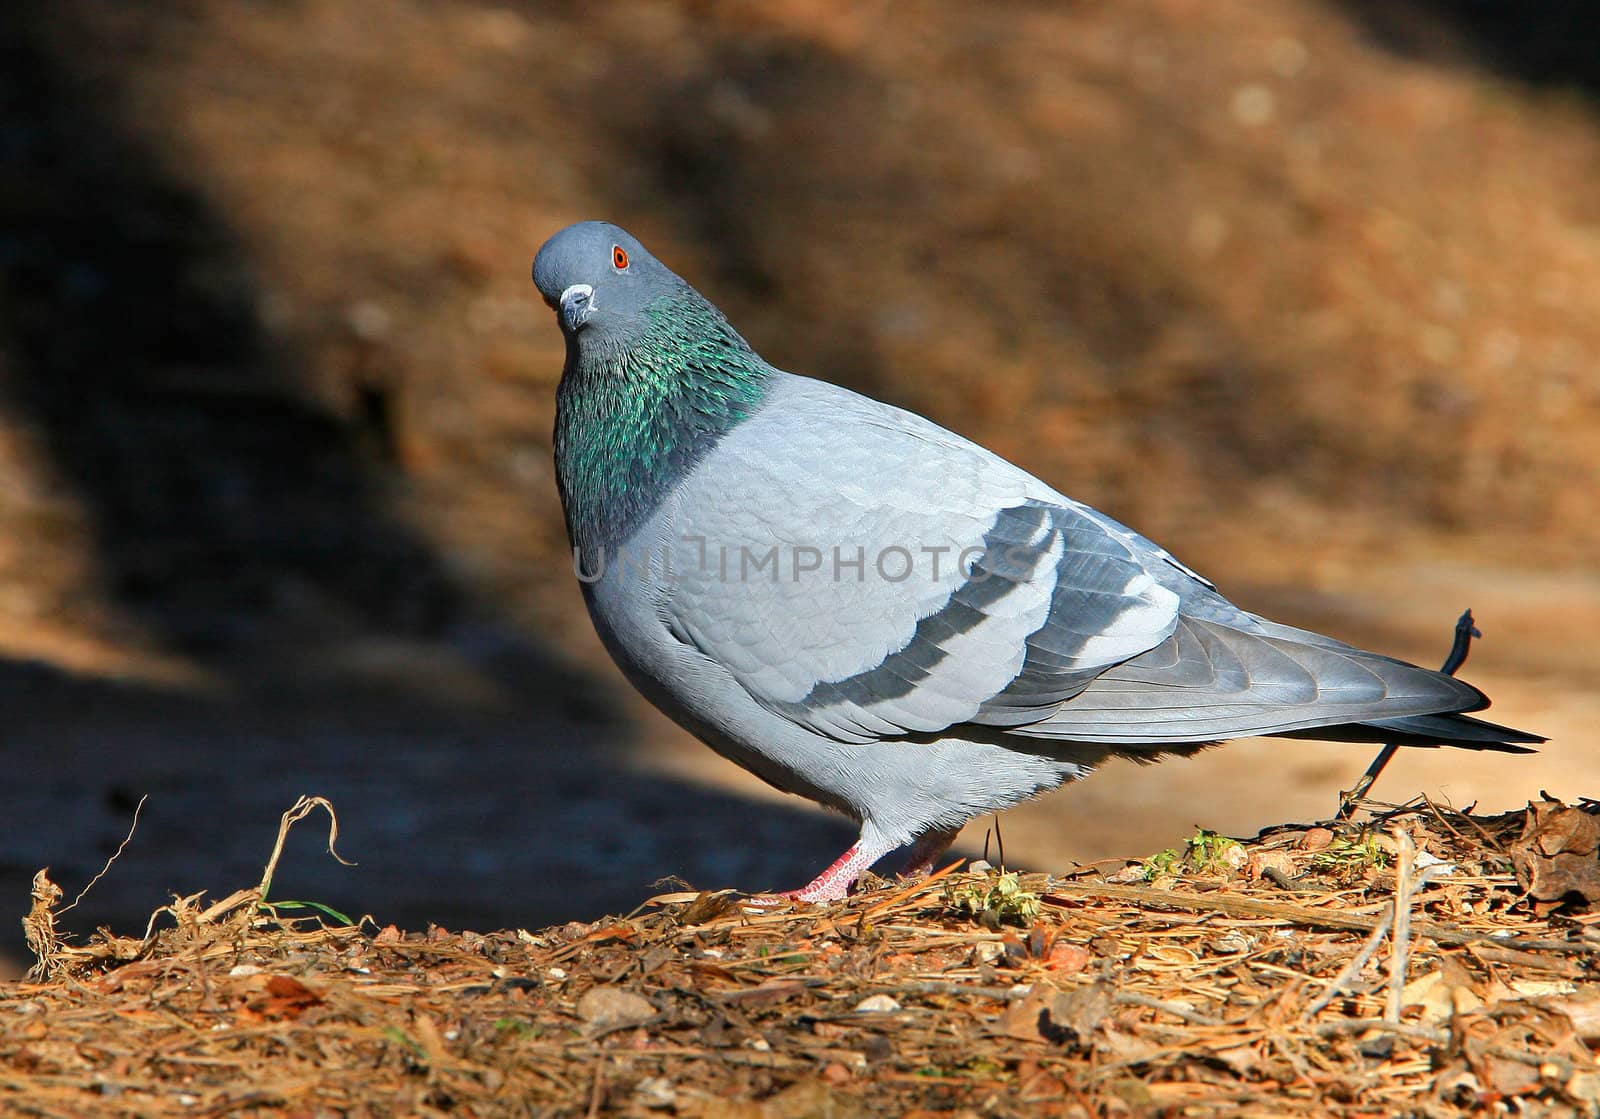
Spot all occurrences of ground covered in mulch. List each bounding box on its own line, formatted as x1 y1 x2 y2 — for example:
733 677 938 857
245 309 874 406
6 795 1600 1117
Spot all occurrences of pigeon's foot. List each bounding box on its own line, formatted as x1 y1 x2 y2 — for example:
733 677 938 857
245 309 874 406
745 829 959 907
745 837 895 906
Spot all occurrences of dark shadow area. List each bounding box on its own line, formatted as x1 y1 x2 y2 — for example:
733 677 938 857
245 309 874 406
0 665 859 956
0 6 864 956
1339 1 1600 98
0 5 464 658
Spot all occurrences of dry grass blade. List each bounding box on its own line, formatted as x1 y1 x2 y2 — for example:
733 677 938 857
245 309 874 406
16 796 364 985
57 794 147 918
22 797 147 980
257 794 357 901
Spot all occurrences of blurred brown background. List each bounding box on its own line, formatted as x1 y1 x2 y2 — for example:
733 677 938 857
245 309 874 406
2 0 1597 958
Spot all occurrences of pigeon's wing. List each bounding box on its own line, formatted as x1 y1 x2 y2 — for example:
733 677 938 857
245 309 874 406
994 551 1507 744
659 377 1502 749
658 377 1181 743
1010 611 1490 743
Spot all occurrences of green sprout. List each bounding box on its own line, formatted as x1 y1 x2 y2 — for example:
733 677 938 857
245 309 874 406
1142 828 1244 881
1308 833 1391 880
944 870 1041 927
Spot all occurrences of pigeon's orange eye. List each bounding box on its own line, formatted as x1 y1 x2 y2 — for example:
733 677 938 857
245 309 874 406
612 245 629 270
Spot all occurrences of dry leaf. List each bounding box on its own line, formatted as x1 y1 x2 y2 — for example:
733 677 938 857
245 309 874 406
1435 1065 1481 1101
680 892 741 924
1000 992 1055 1043
1043 983 1114 1049
720 980 810 1007
583 924 639 944
245 975 324 1021
1567 1071 1600 1106
1508 978 1579 999
1137 944 1200 969
634 1076 678 1110
1401 957 1483 1026
1482 1055 1541 1098
1208 1041 1263 1076
1511 798 1600 905
1548 988 1600 1041
1043 940 1091 973
1106 1077 1155 1107
1100 1026 1158 1063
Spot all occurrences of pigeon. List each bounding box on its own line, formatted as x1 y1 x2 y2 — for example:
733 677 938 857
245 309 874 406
531 220 1542 902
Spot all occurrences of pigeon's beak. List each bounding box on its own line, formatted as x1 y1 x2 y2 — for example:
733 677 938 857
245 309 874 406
558 284 595 334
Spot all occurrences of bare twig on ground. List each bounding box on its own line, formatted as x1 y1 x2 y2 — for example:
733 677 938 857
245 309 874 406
1384 826 1416 1023
1301 906 1395 1020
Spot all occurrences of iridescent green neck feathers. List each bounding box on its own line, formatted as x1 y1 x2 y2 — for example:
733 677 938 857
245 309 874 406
554 289 773 555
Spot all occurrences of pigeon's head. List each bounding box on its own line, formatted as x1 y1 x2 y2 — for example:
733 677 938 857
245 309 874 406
533 221 680 342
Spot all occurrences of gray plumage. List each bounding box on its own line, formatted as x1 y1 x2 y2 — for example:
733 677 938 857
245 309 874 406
531 221 1542 902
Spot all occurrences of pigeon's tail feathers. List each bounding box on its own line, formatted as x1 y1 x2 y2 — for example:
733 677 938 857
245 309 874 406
1344 711 1544 751
1006 615 1526 745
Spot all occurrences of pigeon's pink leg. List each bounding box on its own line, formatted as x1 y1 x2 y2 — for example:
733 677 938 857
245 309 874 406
898 825 963 879
781 843 873 902
746 833 899 906
747 827 963 906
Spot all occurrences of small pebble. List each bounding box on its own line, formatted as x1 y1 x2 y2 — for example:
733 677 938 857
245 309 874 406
576 987 654 1029
854 994 901 1014
633 1076 677 1109
1299 827 1334 852
973 941 1005 965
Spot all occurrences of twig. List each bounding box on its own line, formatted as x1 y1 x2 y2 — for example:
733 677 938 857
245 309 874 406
1301 906 1395 1020
1261 865 1310 893
1384 827 1415 1023
1312 1018 1448 1045
884 980 1033 1001
1042 879 1588 952
1113 990 1223 1026
185 903 216 1013
1486 1045 1578 1076
1338 609 1477 819
585 1055 605 1119
1059 1070 1101 1119
58 794 148 916
860 858 966 920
